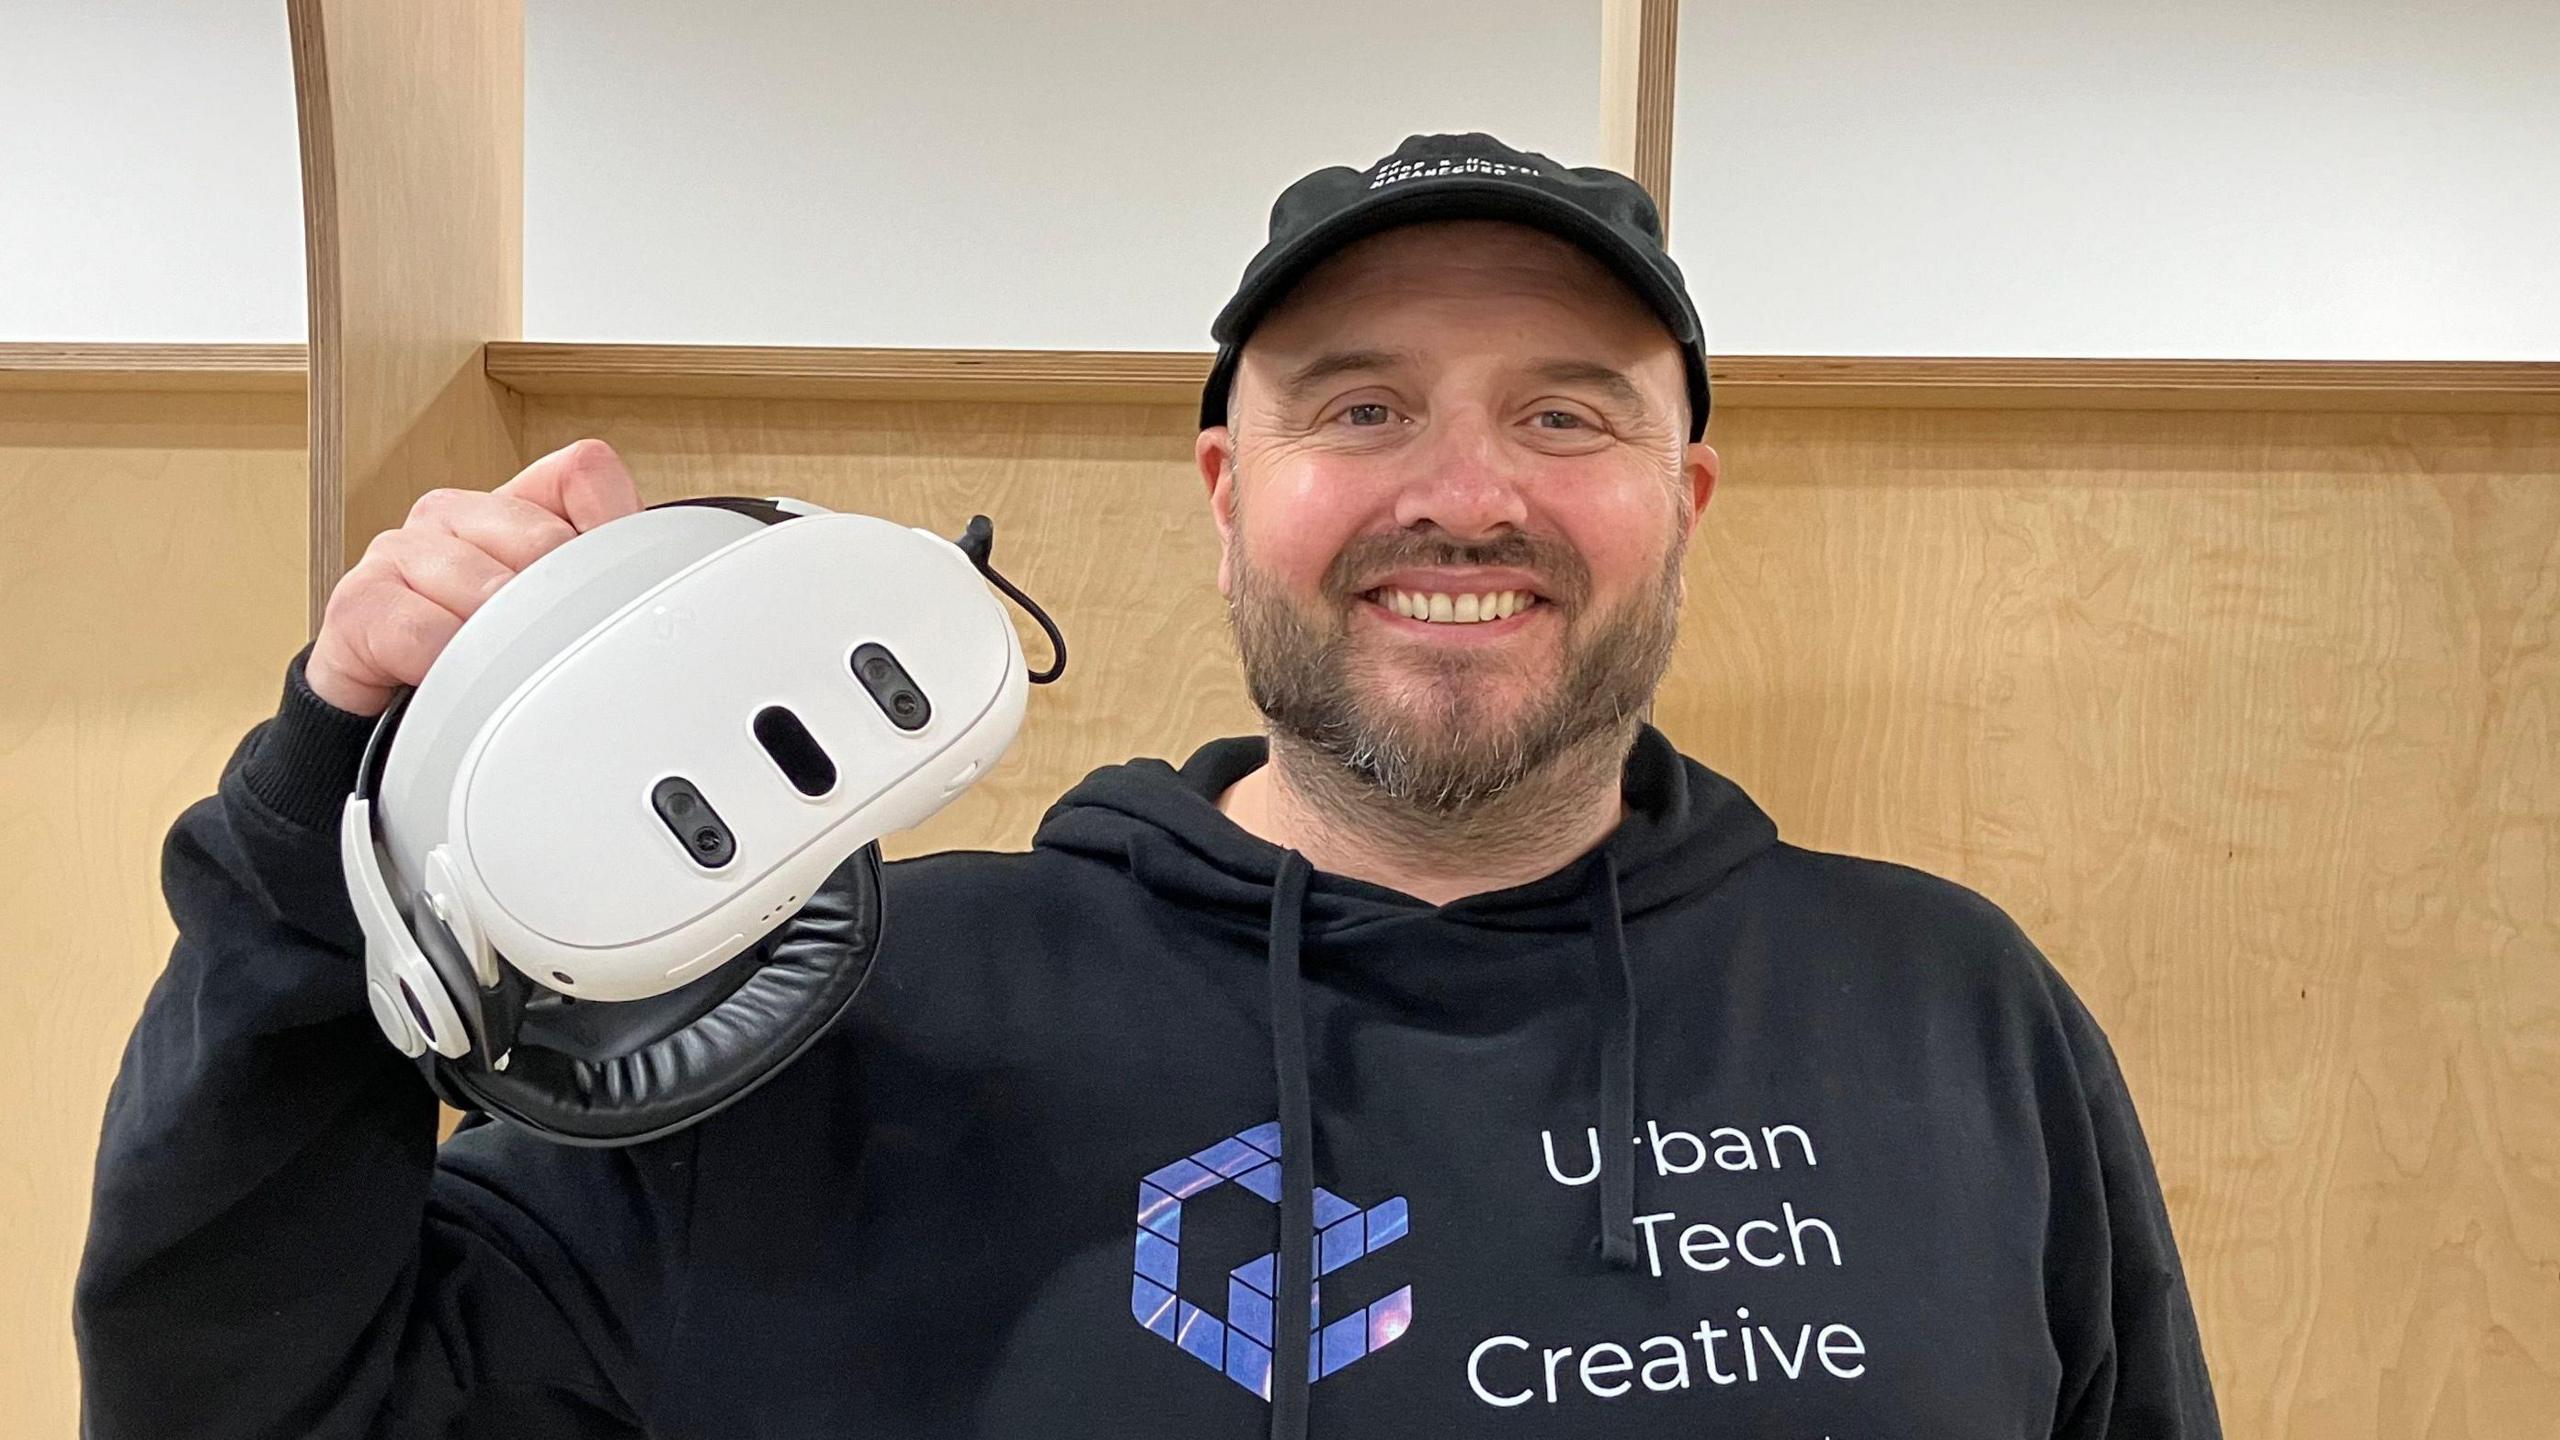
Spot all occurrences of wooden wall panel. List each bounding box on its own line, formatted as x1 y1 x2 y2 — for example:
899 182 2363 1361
1673 405 2560 1435
519 392 2560 1436
0 391 308 1440
290 0 523 631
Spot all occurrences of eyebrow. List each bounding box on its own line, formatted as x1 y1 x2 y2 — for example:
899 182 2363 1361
1526 359 1654 420
1276 347 1417 407
1272 349 1658 422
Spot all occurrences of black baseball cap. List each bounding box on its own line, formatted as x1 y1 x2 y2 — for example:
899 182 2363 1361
1201 132 1711 442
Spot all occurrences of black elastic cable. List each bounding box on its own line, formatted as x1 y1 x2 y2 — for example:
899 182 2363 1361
955 514 1067 685
980 561 1067 685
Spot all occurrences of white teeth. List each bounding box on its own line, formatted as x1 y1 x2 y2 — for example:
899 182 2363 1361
1375 589 1536 625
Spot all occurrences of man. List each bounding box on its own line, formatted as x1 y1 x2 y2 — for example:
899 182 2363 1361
75 133 2221 1438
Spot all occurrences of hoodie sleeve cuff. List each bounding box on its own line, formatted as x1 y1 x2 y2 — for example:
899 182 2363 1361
235 641 383 834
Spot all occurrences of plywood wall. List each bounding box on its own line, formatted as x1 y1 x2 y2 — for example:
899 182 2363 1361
521 392 2560 1436
0 389 310 1438
6 388 2549 1436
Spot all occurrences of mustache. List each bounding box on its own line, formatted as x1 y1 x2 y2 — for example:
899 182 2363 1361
1322 530 1592 609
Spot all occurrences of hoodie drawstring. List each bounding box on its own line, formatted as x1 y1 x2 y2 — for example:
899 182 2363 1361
1267 851 1316 1440
1261 846 1634 1440
1591 849 1642 1269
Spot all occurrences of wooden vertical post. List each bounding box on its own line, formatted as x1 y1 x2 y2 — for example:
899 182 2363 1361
289 0 524 635
1600 0 1681 239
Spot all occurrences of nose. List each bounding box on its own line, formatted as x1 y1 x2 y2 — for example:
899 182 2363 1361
1389 409 1530 539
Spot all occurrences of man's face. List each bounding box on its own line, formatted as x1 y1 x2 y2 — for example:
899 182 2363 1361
1196 219 1719 813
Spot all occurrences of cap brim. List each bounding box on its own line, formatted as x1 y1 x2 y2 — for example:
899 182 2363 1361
1201 174 1709 441
1209 175 1699 349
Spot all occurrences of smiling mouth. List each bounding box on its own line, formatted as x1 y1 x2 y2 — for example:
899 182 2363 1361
1359 587 1547 625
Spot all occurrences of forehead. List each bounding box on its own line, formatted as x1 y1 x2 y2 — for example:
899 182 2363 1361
1246 219 1667 363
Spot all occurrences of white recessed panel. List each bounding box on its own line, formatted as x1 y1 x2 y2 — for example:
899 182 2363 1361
0 3 306 342
1670 0 2560 359
526 0 1602 347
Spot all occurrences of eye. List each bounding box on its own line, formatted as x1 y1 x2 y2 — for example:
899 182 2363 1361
1531 409 1588 430
1342 403 1395 427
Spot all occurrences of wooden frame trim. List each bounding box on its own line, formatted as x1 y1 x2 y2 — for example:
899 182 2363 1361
1708 356 2560 412
1600 0 1681 227
484 343 1215 404
0 343 307 393
484 342 2560 413
290 0 523 636
10 342 2549 412
287 0 343 635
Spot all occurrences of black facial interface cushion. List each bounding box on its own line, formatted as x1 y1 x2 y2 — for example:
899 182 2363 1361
428 842 885 1145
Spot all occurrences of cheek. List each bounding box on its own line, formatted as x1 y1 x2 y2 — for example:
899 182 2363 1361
1543 484 1680 600
1242 466 1372 588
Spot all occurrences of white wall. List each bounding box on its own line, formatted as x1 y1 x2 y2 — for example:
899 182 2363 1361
1669 0 2560 360
0 2 305 342
521 0 1603 347
11 2 2556 360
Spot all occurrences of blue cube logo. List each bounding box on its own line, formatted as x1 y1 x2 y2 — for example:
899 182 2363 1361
1129 1121 1414 1400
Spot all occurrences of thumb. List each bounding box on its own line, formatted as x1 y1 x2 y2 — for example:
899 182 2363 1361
500 438 643 532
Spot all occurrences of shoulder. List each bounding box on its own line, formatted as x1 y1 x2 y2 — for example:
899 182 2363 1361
881 844 1091 899
1735 840 2075 1015
872 843 1134 943
1751 841 2036 950
1730 844 2132 1108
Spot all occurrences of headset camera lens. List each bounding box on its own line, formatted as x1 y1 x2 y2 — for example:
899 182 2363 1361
653 777 734 868
851 643 932 731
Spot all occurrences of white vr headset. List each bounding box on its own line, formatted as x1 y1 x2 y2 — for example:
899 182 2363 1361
339 495 1064 1145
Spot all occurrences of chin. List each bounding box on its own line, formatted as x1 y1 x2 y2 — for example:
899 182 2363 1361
1358 678 1548 750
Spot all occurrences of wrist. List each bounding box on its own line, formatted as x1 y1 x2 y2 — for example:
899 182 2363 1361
303 644 391 719
234 642 386 832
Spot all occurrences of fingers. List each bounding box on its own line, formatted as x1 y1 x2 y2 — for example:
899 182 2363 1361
494 437 643 535
324 439 643 697
324 567 467 692
307 438 643 715
407 486 579 575
369 525 520 625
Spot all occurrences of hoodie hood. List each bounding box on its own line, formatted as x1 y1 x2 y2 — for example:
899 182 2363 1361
1032 722 1777 934
1032 723 1778 1440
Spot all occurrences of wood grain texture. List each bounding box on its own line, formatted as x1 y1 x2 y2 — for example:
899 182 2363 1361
290 0 523 636
487 342 2560 414
1598 0 1681 223
485 342 1216 404
1599 0 1641 180
0 395 308 1440
518 391 2560 1436
1671 404 2560 1436
1710 355 2560 413
0 344 307 393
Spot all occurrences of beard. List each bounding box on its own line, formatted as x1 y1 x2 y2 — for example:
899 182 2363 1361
1226 508 1687 817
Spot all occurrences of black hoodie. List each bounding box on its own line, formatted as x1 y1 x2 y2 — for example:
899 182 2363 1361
76 643 2221 1439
